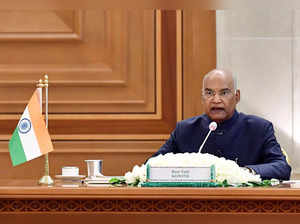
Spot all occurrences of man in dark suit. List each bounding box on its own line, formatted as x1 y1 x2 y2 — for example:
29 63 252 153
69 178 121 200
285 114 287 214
151 69 291 180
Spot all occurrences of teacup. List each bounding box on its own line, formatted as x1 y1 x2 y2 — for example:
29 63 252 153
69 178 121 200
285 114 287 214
62 166 79 176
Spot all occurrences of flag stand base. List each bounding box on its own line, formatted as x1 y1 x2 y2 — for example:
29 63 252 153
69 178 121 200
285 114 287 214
39 175 54 185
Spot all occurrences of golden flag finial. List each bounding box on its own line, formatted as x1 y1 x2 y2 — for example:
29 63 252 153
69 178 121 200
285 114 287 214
36 79 44 88
44 74 48 87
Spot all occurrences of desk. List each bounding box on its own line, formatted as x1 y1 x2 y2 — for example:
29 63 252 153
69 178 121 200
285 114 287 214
1 180 300 224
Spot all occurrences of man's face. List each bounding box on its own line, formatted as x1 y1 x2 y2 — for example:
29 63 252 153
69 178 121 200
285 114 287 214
202 74 240 123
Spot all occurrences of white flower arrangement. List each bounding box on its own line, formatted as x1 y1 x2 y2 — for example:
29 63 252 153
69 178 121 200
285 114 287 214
123 152 262 186
124 164 147 185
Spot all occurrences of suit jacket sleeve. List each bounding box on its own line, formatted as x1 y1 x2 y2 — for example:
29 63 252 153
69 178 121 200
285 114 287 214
149 123 180 159
246 122 291 180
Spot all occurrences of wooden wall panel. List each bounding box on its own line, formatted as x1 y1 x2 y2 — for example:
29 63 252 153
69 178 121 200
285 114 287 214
0 10 217 179
0 10 177 140
183 10 216 119
0 10 82 40
0 141 163 179
0 10 155 114
0 10 179 179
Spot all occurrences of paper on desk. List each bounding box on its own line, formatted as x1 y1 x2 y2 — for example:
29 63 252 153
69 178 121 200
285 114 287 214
85 176 123 184
282 180 300 184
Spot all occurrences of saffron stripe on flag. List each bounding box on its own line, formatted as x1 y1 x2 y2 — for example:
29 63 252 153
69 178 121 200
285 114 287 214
8 128 27 166
28 90 53 155
8 89 54 166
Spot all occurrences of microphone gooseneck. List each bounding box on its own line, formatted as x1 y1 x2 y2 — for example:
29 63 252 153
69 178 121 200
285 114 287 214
198 121 217 153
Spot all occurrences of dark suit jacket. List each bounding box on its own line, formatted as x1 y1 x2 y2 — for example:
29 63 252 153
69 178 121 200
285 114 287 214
151 110 291 180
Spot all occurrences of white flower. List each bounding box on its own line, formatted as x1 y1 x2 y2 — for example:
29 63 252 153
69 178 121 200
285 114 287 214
132 165 141 179
124 171 135 184
138 164 147 182
124 164 147 185
125 152 262 186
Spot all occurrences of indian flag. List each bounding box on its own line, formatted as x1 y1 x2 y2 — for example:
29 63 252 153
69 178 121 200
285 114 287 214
9 89 53 166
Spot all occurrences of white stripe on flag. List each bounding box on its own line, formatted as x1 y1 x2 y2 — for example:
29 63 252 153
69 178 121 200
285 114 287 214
18 107 41 161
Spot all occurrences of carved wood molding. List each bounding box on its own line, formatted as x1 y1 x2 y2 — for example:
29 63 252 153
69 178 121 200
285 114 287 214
0 11 83 41
0 199 299 213
0 134 169 141
0 10 157 115
0 11 177 137
0 139 165 153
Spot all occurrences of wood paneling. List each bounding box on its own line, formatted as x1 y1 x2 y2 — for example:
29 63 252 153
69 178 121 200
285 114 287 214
0 10 180 179
183 10 216 119
0 10 155 114
176 11 183 121
0 10 178 139
0 10 216 180
0 10 82 41
0 140 162 179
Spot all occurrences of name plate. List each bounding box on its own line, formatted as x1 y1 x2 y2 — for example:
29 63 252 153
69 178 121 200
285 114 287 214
146 165 215 182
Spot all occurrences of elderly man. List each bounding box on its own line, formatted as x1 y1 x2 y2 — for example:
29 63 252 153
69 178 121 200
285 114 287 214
151 69 291 180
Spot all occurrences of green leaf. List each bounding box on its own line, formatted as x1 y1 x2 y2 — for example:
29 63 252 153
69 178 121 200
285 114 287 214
218 179 234 187
109 177 119 184
109 177 126 185
261 179 272 186
216 179 273 188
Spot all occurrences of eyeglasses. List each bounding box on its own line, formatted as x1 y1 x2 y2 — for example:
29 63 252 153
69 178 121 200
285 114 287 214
202 88 235 99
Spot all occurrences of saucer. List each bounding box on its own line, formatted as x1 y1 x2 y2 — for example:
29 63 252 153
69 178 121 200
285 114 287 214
55 175 85 180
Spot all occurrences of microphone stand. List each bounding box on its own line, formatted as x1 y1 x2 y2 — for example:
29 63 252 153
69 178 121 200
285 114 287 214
198 122 217 153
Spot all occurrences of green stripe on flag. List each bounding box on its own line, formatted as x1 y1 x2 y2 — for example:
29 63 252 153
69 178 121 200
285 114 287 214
9 128 27 166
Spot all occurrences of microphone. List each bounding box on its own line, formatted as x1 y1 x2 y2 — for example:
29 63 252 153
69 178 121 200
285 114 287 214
198 121 217 153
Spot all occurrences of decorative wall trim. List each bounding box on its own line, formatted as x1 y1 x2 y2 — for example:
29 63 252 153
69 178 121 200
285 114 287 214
0 138 166 153
0 11 83 42
176 10 183 122
0 199 299 213
155 10 162 120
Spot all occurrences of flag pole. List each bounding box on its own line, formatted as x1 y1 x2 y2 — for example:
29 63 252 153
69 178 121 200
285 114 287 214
38 74 53 185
